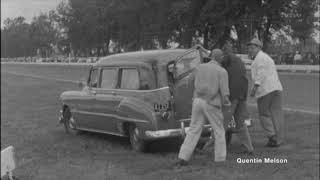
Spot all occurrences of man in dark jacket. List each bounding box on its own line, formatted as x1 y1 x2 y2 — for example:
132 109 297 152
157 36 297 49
221 39 254 154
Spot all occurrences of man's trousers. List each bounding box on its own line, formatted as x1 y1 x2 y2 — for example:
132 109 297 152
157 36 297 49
257 90 284 143
230 99 254 151
178 98 226 162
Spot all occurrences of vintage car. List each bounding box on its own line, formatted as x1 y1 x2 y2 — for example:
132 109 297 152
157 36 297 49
59 48 234 152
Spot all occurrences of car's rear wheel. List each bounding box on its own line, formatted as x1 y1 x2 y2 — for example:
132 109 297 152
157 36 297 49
62 108 80 135
128 125 147 152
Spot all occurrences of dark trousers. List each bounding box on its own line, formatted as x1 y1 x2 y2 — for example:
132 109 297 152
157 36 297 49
230 99 254 151
231 99 249 129
257 90 284 143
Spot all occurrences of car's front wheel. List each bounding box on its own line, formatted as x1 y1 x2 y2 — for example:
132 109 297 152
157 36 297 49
62 108 80 135
128 125 147 152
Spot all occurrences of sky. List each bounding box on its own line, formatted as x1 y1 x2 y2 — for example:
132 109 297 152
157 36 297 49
1 0 64 27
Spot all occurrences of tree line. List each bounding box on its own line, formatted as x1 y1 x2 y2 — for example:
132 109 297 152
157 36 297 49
1 0 319 58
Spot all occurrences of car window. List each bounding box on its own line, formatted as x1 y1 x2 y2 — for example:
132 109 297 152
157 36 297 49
175 50 200 77
89 68 99 88
139 67 155 90
101 68 118 89
120 68 140 90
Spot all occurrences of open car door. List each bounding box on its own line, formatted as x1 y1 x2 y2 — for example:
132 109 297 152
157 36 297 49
172 49 202 124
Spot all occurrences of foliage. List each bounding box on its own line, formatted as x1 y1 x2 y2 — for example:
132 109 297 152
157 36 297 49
1 17 33 57
289 0 317 45
1 0 318 57
1 14 57 58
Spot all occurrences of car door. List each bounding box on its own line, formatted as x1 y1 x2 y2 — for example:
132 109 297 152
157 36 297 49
172 49 201 121
115 67 142 119
73 67 101 129
91 67 122 133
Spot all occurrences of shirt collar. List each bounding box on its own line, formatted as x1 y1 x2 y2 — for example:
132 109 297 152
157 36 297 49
252 50 261 60
209 60 221 66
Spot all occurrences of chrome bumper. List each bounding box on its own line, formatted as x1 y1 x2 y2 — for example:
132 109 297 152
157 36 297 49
145 122 212 139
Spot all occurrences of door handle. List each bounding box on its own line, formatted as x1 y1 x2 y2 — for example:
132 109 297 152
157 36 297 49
91 90 96 95
111 91 116 95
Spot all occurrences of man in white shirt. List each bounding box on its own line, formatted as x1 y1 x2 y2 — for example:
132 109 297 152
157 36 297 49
247 38 284 147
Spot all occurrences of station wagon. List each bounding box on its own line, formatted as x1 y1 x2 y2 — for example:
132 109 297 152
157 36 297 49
59 48 234 151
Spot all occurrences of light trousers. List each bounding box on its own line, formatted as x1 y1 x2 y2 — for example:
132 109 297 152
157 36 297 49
178 98 226 162
257 90 284 143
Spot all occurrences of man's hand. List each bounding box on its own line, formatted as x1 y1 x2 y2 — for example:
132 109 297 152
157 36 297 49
223 96 231 107
195 44 203 50
250 85 258 97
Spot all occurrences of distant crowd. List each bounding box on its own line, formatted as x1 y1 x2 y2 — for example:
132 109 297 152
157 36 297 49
271 51 319 65
0 56 100 63
1 51 319 65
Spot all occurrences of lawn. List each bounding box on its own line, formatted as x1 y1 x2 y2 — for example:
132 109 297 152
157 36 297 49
1 64 319 180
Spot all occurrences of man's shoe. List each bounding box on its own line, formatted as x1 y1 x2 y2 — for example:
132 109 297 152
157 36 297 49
265 139 273 147
265 138 281 148
174 159 188 167
268 141 281 147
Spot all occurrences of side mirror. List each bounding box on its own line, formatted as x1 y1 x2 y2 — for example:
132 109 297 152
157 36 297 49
78 81 87 89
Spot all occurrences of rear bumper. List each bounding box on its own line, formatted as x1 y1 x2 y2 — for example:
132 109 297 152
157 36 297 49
144 118 253 139
145 121 212 139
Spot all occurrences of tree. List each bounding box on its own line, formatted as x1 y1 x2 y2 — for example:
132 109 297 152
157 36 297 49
289 0 317 46
43 0 319 56
30 13 58 57
1 17 33 57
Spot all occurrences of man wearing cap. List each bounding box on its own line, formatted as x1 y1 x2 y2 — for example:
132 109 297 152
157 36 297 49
247 38 284 147
176 49 231 166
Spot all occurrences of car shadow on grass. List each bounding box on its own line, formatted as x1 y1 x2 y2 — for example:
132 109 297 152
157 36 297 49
146 138 182 153
146 136 212 154
76 131 132 150
75 129 217 156
75 130 185 154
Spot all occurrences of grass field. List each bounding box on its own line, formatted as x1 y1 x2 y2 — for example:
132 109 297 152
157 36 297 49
1 64 319 180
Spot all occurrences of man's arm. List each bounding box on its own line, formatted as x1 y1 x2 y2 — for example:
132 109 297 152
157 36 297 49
250 59 266 97
195 44 211 54
219 70 231 106
192 67 200 99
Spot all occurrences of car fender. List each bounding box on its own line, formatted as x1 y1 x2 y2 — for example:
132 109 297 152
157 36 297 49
60 90 88 101
59 90 94 112
116 97 159 138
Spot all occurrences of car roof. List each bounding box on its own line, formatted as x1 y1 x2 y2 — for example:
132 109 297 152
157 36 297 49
95 49 189 67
